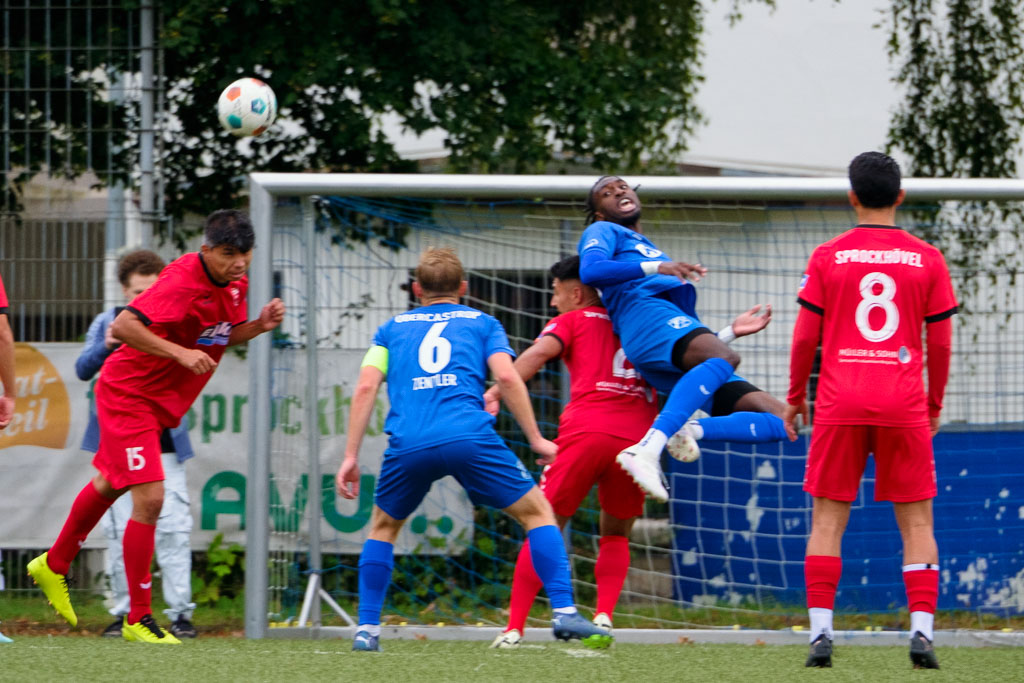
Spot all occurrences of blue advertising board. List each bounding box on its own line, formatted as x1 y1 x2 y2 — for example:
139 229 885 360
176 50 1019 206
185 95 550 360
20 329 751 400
669 429 1024 614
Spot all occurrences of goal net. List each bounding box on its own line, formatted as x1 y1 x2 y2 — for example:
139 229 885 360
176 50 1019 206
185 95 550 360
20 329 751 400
244 174 1024 639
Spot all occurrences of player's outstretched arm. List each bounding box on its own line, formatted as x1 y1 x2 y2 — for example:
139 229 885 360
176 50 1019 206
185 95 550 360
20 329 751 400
0 314 15 429
488 351 557 465
110 309 217 375
228 298 286 346
482 335 563 415
730 304 772 338
336 364 384 500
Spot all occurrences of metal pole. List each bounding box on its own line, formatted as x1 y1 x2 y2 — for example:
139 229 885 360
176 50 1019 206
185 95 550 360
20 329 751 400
303 198 323 632
248 172 1024 202
138 3 155 246
245 181 274 639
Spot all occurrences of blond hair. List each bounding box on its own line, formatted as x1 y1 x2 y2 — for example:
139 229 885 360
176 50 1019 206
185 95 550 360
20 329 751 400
415 247 464 296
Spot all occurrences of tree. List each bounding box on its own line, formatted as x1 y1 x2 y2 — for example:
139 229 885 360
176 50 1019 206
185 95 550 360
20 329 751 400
7 1 764 245
885 0 1024 310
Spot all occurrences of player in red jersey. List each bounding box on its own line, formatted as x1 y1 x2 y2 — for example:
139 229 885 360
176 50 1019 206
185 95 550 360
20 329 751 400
0 272 15 643
28 210 285 644
785 152 957 670
0 272 14 430
486 255 770 647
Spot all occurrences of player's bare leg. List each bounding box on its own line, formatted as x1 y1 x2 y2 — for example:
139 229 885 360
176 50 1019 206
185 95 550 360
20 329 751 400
804 497 850 667
619 338 736 501
894 499 940 669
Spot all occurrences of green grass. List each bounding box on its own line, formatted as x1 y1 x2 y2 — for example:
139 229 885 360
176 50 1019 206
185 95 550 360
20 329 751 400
0 637 1022 682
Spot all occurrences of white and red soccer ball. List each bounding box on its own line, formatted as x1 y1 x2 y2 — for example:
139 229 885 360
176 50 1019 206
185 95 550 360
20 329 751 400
217 77 277 137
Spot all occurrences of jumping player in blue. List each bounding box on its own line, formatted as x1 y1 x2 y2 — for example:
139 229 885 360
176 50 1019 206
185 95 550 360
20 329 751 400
579 176 791 502
336 247 612 652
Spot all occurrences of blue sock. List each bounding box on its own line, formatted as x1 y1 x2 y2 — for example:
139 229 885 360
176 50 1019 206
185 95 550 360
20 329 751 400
357 539 394 626
696 411 788 443
652 357 734 437
527 525 574 610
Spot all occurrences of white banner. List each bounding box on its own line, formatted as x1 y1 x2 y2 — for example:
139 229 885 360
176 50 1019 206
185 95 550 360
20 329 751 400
0 343 473 555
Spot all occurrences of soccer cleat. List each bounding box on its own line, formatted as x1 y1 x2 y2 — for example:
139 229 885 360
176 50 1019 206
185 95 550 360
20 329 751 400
27 552 77 627
352 629 381 652
909 631 940 669
592 612 613 633
552 611 613 649
122 614 182 644
616 448 669 502
101 617 123 638
666 424 701 463
489 629 522 649
804 633 833 667
0 631 12 644
169 615 198 639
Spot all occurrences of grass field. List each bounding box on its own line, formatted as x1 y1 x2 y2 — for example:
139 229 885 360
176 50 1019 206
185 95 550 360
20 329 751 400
1 636 1022 682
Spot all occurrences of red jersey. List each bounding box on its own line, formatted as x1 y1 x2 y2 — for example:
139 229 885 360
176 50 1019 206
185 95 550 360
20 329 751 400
0 273 8 310
98 252 248 425
539 306 657 440
794 225 957 426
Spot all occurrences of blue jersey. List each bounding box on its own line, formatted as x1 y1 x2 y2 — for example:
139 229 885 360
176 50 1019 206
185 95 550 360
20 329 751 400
372 303 515 455
578 221 698 320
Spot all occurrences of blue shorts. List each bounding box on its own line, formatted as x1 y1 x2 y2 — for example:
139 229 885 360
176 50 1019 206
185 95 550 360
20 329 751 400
374 435 536 520
613 293 745 397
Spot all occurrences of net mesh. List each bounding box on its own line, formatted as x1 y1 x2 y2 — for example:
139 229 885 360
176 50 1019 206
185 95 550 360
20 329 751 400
259 190 1024 630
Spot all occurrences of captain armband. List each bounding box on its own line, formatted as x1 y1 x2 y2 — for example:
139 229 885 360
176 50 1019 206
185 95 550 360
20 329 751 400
361 345 389 375
716 325 737 344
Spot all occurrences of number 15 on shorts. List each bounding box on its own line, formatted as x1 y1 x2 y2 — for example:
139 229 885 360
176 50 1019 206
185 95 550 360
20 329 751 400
126 446 146 471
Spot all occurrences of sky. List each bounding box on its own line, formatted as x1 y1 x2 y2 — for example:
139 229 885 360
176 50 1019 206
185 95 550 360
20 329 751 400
685 1 896 174
388 1 897 176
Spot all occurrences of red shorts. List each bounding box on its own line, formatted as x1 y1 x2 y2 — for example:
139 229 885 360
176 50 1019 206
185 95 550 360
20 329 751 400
541 431 645 520
93 388 166 489
804 423 936 503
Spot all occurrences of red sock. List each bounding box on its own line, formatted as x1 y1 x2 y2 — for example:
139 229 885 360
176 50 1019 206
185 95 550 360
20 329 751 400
903 566 939 613
805 555 842 609
48 482 116 575
506 539 544 633
124 519 156 624
595 535 630 617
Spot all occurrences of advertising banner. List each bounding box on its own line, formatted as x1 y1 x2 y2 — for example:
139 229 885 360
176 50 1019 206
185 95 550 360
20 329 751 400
0 343 472 555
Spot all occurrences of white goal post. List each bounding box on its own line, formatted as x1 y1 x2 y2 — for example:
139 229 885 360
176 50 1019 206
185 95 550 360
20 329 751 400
245 173 1024 641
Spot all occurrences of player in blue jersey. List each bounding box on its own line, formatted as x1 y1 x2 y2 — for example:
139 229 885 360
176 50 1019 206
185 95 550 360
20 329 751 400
336 247 612 652
578 176 791 502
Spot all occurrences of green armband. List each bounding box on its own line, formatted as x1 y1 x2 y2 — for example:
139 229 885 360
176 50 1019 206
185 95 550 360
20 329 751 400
361 345 388 374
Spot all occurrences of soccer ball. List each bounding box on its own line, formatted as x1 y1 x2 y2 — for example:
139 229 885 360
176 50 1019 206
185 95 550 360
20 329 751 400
217 77 277 137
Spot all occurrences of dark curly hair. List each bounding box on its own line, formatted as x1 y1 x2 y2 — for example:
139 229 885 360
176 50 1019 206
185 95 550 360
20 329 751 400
117 249 166 287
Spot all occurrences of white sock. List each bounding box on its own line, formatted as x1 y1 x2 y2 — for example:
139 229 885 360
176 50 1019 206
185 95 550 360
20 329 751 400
552 606 577 616
684 420 704 440
357 623 381 637
808 608 834 642
910 611 934 641
637 428 668 455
